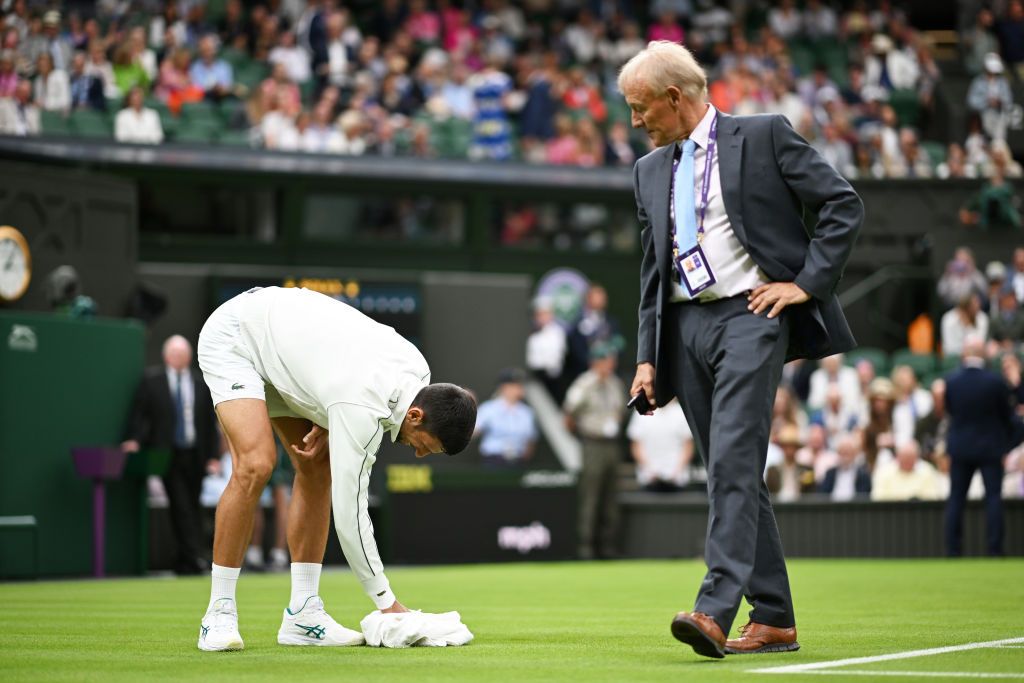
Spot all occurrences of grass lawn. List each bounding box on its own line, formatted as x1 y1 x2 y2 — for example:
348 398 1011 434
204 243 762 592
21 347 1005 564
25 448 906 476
1 559 1021 682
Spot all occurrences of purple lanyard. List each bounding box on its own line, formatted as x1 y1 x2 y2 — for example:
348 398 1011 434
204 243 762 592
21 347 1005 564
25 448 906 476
696 113 718 241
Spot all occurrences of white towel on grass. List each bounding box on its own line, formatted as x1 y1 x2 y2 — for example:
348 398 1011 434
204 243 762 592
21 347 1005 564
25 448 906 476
360 610 474 648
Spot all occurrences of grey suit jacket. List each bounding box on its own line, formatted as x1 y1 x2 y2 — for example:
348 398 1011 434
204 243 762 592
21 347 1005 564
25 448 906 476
633 111 864 407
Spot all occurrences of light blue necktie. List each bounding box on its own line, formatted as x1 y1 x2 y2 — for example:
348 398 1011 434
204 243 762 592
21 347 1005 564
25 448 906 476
674 139 698 251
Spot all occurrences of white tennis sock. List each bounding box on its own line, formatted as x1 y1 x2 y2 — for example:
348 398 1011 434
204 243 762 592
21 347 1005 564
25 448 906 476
289 563 322 614
208 564 240 611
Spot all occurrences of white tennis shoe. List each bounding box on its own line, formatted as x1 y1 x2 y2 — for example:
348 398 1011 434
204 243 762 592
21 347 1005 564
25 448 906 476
198 598 244 651
278 596 365 646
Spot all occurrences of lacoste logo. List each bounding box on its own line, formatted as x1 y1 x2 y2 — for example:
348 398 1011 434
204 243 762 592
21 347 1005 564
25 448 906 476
297 624 326 640
231 383 245 390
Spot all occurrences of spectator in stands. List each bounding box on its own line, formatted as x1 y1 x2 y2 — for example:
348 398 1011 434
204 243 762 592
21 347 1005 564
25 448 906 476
937 247 987 309
915 379 949 466
1011 248 1024 305
766 425 816 502
128 26 157 83
864 377 896 472
115 85 164 145
967 53 1013 143
112 43 150 97
157 47 204 115
261 62 302 118
871 439 942 501
605 120 638 167
467 54 514 161
864 33 918 95
936 143 975 179
526 297 568 402
814 122 856 178
990 289 1024 352
39 10 71 72
335 108 368 155
85 40 118 100
820 432 872 501
190 34 234 102
32 52 68 113
773 384 810 437
300 100 342 153
122 335 219 575
983 261 1007 318
891 365 933 447
564 342 626 560
960 158 1022 230
0 49 16 98
807 353 861 417
942 294 990 357
627 398 693 493
269 31 311 85
647 11 685 44
68 50 104 111
988 140 1023 179
0 77 38 135
893 127 932 178
474 369 537 468
995 0 1024 81
795 423 837 483
945 335 1015 556
768 0 802 42
803 0 839 42
963 8 1000 76
565 284 622 389
257 88 296 150
812 384 860 448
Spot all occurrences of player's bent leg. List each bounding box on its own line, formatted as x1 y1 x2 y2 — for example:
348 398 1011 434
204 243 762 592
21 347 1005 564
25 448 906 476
199 398 276 652
271 417 332 563
213 399 278 567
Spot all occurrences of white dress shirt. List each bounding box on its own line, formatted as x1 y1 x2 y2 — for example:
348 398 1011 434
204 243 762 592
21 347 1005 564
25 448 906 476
670 104 768 302
115 107 164 144
233 287 430 608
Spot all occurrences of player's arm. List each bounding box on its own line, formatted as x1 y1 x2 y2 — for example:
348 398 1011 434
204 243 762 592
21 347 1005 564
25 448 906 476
326 404 404 612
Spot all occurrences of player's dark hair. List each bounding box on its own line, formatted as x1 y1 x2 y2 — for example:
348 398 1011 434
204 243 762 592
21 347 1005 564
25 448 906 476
411 383 477 455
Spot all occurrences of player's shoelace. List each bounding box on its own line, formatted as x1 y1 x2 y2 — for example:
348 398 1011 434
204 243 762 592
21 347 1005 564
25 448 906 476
206 600 239 633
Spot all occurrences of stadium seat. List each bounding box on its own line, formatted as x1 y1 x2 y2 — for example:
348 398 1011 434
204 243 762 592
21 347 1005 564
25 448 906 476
921 141 947 168
786 40 816 76
172 125 219 144
939 354 962 373
888 89 920 128
218 129 252 147
40 110 71 136
845 346 889 375
890 348 936 379
234 62 270 92
69 109 112 138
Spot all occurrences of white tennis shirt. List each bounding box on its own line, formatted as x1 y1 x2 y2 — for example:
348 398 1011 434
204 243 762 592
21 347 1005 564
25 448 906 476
235 286 430 608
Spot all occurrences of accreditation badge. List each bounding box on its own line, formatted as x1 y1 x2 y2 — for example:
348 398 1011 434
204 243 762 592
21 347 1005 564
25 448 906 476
674 244 716 297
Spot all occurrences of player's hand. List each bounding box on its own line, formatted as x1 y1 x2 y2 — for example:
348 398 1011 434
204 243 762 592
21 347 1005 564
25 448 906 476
748 282 810 319
292 424 328 460
631 363 656 414
382 600 409 613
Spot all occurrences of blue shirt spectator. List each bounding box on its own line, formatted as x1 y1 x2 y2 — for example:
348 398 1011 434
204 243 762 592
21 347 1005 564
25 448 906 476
189 35 233 95
475 370 537 465
467 63 513 161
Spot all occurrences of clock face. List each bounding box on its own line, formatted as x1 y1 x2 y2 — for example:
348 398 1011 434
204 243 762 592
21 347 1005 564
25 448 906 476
0 233 30 301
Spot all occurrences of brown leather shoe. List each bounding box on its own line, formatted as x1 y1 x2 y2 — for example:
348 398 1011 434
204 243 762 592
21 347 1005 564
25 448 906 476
724 621 800 654
670 611 726 659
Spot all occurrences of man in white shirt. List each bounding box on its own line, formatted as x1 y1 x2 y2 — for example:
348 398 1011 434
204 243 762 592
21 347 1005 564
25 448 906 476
627 398 693 492
195 286 476 652
871 439 942 501
807 353 862 416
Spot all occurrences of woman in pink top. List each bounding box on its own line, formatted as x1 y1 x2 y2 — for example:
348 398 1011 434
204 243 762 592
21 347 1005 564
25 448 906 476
405 0 441 44
647 12 685 44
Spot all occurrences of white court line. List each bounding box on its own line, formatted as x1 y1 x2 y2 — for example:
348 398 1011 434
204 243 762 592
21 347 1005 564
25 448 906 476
778 672 1024 679
750 637 1024 675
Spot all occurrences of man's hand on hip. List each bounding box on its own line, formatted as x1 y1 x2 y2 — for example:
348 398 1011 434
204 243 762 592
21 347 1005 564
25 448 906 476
631 363 656 414
748 283 810 319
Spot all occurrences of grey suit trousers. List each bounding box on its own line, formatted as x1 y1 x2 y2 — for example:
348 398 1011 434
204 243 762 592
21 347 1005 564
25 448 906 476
666 296 796 632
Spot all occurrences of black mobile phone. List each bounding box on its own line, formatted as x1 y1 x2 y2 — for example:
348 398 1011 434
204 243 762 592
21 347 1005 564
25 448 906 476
627 392 653 414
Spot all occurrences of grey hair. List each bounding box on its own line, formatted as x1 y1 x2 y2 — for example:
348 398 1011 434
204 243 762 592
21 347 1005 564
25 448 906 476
617 40 707 101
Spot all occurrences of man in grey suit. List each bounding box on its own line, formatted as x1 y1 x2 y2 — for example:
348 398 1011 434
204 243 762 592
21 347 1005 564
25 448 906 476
620 42 863 659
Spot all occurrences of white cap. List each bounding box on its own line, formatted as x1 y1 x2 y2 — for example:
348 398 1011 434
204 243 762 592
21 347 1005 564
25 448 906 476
984 52 1004 74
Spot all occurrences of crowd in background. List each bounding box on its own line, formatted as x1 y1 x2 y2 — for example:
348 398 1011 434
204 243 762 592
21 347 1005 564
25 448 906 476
0 0 1021 182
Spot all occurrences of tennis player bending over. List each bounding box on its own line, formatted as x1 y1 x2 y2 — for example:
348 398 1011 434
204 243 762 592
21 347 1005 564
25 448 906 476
195 286 476 651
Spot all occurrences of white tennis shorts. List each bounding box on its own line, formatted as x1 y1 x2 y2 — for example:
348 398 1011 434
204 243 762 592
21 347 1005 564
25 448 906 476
197 289 295 417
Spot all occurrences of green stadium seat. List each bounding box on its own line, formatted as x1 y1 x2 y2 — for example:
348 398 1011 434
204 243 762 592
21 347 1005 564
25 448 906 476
217 129 252 147
939 354 962 373
221 47 249 70
921 141 946 168
299 79 317 105
890 348 936 380
787 40 816 76
40 110 71 136
69 109 112 138
173 124 219 144
888 89 920 128
234 62 269 91
844 347 889 375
